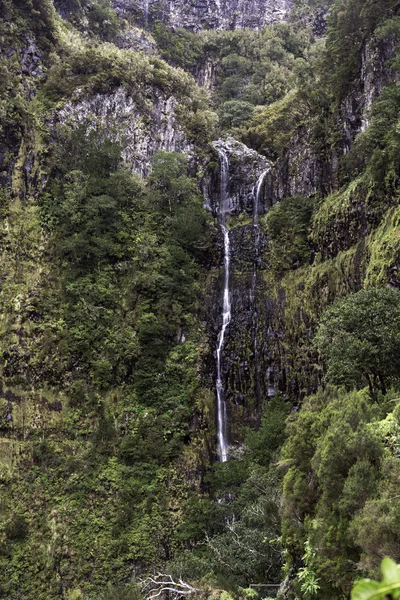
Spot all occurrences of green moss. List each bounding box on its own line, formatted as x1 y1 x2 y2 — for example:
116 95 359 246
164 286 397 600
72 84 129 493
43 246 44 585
365 206 400 285
241 89 306 158
312 176 366 231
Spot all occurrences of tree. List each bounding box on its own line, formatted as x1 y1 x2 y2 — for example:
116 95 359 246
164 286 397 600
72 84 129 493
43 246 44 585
315 287 400 394
218 100 254 128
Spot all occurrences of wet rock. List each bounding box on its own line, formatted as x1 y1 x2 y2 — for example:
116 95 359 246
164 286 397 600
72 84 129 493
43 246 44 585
111 0 293 31
203 137 272 216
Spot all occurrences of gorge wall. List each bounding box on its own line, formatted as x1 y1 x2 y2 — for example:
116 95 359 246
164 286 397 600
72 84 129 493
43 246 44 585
111 0 292 31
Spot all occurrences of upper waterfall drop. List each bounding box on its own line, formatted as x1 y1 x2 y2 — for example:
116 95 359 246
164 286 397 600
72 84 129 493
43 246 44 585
253 169 269 226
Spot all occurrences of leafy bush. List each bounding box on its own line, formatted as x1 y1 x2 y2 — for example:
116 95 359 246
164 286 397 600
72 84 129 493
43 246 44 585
218 100 254 129
315 286 400 394
266 196 314 273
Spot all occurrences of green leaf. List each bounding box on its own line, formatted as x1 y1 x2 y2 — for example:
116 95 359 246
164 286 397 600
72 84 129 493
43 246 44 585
351 580 385 600
352 579 400 600
381 557 400 585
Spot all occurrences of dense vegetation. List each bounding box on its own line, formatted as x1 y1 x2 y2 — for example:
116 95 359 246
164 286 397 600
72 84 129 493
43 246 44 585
1 0 400 599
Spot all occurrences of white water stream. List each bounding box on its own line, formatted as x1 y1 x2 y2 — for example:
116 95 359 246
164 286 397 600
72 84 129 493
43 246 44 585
143 0 149 25
250 169 269 300
252 169 268 227
250 170 269 402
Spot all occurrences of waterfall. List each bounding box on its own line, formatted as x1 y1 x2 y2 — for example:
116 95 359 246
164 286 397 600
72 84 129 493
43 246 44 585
143 0 149 25
215 148 231 463
251 169 269 293
251 169 269 403
252 169 268 227
211 142 271 462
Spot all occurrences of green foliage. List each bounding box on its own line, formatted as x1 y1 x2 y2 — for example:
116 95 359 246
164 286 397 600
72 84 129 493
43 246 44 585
324 0 399 100
366 207 400 286
266 196 314 274
53 0 120 41
242 88 309 158
246 396 290 466
152 22 312 142
4 0 400 598
282 387 378 586
0 115 212 596
315 287 400 394
198 464 283 587
344 85 400 188
169 401 287 590
151 22 203 70
298 566 321 598
351 558 400 600
218 100 254 129
280 385 400 597
0 0 57 46
78 0 120 40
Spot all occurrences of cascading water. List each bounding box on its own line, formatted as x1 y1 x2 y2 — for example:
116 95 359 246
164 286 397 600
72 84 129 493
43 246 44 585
250 169 269 298
251 169 269 403
215 148 231 463
253 169 268 227
143 0 149 25
211 141 271 461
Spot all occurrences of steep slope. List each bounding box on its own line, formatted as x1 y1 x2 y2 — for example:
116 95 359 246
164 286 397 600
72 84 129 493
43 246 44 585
0 1 218 597
2 0 400 599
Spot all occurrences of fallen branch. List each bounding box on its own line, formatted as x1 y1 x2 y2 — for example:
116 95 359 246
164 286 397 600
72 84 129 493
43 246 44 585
141 573 201 600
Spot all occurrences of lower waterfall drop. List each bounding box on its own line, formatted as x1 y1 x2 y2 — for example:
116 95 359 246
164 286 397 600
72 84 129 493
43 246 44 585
215 148 231 463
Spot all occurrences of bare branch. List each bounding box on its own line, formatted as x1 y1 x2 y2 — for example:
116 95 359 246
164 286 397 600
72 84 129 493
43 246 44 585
140 573 201 600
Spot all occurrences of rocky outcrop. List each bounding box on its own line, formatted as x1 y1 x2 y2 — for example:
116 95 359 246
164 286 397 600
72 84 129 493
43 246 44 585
205 137 279 437
269 126 321 202
111 0 292 31
203 137 272 216
195 57 217 91
0 36 45 190
115 24 159 54
57 86 193 177
340 35 397 151
269 34 398 204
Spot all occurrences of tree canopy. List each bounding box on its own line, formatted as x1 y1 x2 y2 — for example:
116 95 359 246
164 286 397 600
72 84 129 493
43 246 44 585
315 286 400 394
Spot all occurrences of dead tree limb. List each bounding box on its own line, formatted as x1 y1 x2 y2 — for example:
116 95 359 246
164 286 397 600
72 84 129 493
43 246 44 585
140 573 201 600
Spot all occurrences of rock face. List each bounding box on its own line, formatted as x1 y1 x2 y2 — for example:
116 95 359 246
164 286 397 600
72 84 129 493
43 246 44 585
341 36 397 150
111 0 292 31
0 35 45 189
221 223 282 428
269 126 321 203
269 35 398 204
57 86 193 177
202 137 272 216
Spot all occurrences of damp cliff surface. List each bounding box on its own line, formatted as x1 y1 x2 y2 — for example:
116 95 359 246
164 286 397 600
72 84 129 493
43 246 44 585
205 138 279 444
203 137 272 215
111 0 292 31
